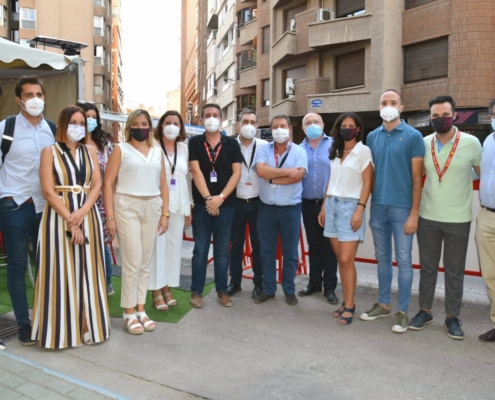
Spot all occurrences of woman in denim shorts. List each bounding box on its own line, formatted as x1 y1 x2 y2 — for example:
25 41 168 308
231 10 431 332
318 113 373 326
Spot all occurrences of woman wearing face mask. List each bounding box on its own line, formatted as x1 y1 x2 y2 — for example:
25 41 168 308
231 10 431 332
149 110 193 310
32 105 110 348
318 112 373 326
103 109 169 335
77 101 115 297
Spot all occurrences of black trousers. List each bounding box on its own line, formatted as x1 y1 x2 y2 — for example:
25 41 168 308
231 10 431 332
302 201 338 291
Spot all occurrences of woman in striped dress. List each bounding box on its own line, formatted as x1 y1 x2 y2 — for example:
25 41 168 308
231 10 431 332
31 105 110 349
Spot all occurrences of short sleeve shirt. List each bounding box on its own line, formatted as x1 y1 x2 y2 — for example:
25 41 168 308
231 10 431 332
188 133 242 207
366 120 425 208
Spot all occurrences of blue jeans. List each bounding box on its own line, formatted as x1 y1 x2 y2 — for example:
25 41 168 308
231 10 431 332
369 204 414 313
0 198 42 326
191 204 234 293
104 244 113 286
257 202 302 295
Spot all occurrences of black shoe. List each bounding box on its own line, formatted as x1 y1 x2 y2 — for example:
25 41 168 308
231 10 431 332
324 290 339 304
445 316 464 340
252 284 263 299
298 286 322 296
478 328 495 342
227 282 242 297
409 310 434 330
18 324 36 346
0 338 5 351
285 294 298 306
254 292 275 304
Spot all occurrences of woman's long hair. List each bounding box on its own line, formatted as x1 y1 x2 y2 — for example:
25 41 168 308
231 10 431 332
154 110 187 142
124 109 155 147
329 112 364 160
76 101 107 152
56 105 87 145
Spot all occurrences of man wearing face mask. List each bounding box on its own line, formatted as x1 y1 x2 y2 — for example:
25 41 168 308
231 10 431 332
360 89 425 334
408 95 481 340
0 75 55 345
188 103 242 308
254 114 308 305
227 109 268 299
298 113 339 304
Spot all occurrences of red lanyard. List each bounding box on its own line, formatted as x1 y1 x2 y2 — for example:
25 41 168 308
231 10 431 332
431 130 460 182
274 141 291 168
204 141 223 171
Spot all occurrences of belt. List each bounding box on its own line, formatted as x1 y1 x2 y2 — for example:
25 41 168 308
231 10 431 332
482 206 495 213
3 196 33 203
237 196 259 203
302 198 324 205
122 194 160 200
55 185 91 194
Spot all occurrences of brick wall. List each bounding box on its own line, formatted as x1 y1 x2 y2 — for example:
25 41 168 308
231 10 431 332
402 0 450 46
402 78 449 111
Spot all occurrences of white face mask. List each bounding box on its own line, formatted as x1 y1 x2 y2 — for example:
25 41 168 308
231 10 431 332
240 124 257 139
272 128 290 143
67 124 86 142
380 106 400 123
163 124 180 140
204 117 221 133
22 97 45 117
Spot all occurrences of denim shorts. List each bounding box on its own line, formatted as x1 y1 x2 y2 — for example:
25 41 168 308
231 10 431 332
323 196 366 242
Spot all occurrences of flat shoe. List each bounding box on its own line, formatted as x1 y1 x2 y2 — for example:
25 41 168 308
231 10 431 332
337 305 356 326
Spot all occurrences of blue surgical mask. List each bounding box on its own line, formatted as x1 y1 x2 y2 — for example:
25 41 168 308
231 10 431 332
306 124 322 139
87 118 98 133
491 118 495 132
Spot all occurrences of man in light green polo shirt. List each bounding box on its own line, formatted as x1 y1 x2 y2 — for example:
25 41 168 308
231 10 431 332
408 95 481 340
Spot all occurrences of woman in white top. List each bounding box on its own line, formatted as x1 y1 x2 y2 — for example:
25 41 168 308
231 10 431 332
103 109 169 335
318 112 373 326
149 111 193 310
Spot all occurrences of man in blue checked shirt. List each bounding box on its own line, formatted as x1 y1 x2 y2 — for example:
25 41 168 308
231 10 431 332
254 114 308 306
298 113 339 305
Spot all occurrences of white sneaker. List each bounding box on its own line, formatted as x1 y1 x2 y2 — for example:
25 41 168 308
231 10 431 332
392 312 409 333
0 338 6 351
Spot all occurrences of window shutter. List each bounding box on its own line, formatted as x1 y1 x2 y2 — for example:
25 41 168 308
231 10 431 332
336 50 365 89
336 0 365 18
404 38 448 83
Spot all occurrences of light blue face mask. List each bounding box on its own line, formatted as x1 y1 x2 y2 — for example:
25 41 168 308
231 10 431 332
306 124 322 139
87 117 98 133
491 118 495 132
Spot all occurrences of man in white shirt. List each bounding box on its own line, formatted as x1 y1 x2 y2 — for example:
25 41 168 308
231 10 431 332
228 109 268 299
0 76 55 345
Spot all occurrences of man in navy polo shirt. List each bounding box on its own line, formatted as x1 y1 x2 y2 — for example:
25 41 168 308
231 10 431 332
359 89 425 334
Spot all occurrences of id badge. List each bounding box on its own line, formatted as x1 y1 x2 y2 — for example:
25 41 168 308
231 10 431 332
170 178 177 191
210 171 218 182
245 177 252 186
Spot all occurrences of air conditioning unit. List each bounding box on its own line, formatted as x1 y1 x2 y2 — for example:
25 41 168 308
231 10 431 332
286 78 296 99
289 19 296 32
317 8 335 22
213 87 218 96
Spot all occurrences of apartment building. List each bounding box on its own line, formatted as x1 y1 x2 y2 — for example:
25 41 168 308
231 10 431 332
181 0 199 125
185 0 494 141
0 0 124 139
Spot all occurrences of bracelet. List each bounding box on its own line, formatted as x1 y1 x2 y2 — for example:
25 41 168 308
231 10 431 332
162 213 170 218
357 203 366 208
219 193 225 201
106 217 116 221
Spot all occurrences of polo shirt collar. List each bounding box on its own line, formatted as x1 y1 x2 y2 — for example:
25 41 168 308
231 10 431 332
433 126 458 143
270 139 291 150
378 119 406 133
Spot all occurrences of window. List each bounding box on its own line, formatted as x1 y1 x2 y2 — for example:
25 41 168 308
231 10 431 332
404 38 448 83
336 0 365 18
336 49 365 89
0 6 6 27
20 39 31 47
94 16 104 36
237 94 256 110
237 50 256 71
94 0 104 6
237 7 256 27
94 46 105 65
107 53 111 72
262 26 270 54
262 79 270 107
11 29 19 43
405 0 437 10
106 80 111 98
106 26 111 44
284 3 306 32
94 75 104 95
20 8 35 29
285 65 306 80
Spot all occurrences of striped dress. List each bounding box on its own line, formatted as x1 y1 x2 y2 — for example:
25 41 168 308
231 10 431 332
31 142 111 349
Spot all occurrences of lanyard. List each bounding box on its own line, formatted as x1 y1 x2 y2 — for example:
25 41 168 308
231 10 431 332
431 129 461 182
242 140 256 170
274 141 291 168
204 141 223 171
160 138 177 175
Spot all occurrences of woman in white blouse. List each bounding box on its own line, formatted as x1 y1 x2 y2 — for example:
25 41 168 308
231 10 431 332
318 112 373 326
149 111 193 310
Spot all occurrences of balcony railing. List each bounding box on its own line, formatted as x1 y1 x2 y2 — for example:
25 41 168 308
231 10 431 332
236 58 257 79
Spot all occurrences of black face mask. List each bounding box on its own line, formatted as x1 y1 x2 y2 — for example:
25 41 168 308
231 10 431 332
340 128 359 142
430 117 454 134
129 128 150 142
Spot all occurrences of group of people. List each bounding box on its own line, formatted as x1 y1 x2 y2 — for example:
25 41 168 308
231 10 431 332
1 75 495 351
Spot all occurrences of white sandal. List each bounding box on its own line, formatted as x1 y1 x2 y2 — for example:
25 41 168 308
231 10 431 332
82 332 94 345
153 294 169 311
164 291 177 307
123 313 143 335
135 311 155 332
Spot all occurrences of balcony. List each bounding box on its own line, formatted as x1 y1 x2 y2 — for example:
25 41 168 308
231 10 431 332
272 32 296 66
217 4 235 45
272 0 293 7
308 14 372 49
217 84 235 109
307 90 374 114
216 45 234 77
207 2 218 29
239 66 257 89
271 98 295 117
239 19 257 46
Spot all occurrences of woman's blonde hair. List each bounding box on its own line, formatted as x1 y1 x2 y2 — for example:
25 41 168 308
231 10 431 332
124 109 155 147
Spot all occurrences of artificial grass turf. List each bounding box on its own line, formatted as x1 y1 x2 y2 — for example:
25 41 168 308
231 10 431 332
0 265 215 323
